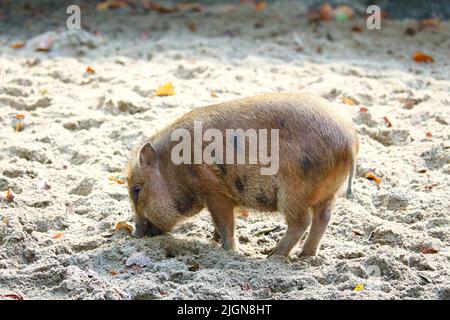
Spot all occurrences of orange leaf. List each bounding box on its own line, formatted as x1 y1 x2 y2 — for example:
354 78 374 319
6 189 14 202
52 232 64 239
239 209 249 217
342 97 355 105
359 107 368 113
110 269 118 276
319 3 333 21
351 26 363 32
425 131 432 138
412 51 434 63
421 247 438 254
383 116 393 128
109 176 125 184
365 172 382 184
115 221 133 234
255 1 267 12
210 91 218 98
155 82 175 97
97 0 128 10
10 42 25 49
86 66 95 74
148 2 177 14
420 18 440 28
15 114 25 119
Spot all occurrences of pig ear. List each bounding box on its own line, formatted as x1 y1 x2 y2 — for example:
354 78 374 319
139 142 157 168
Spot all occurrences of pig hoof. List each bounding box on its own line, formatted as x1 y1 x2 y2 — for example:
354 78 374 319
299 250 317 258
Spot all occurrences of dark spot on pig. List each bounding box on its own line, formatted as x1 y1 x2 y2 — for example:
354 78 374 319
256 190 277 209
300 155 313 173
187 165 197 177
235 176 245 193
217 164 227 175
174 193 196 215
256 193 270 206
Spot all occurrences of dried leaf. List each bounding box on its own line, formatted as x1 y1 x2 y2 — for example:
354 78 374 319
383 116 393 128
359 107 368 113
239 209 249 217
342 97 355 105
176 3 203 13
15 122 25 132
241 282 252 291
52 232 64 239
15 114 25 120
255 1 267 12
352 229 363 236
35 37 53 52
110 269 118 276
97 0 128 11
155 82 175 97
421 247 439 254
10 42 25 49
365 172 382 184
351 26 363 32
354 283 365 292
425 131 433 138
109 175 125 185
115 221 133 234
424 183 438 190
6 189 14 202
319 3 333 21
0 293 24 300
400 97 421 109
147 2 177 14
2 217 9 225
187 22 197 32
412 51 434 63
420 18 440 28
86 66 95 74
188 262 200 271
210 91 218 98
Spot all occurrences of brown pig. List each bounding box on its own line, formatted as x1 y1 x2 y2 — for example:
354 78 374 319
124 92 359 257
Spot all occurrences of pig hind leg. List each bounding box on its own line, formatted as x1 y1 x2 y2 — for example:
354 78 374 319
300 196 334 257
268 206 311 257
206 195 236 251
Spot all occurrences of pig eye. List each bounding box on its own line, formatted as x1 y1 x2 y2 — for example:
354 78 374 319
131 186 141 202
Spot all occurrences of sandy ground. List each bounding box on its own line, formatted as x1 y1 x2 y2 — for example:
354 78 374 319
0 1 449 300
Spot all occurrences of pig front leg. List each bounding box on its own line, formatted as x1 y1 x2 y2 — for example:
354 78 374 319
206 195 236 251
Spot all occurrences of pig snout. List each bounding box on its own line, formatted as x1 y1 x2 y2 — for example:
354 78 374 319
133 216 164 238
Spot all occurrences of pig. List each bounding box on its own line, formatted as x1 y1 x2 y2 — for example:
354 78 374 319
124 92 359 257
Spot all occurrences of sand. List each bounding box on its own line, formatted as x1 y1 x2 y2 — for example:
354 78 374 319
0 1 449 300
